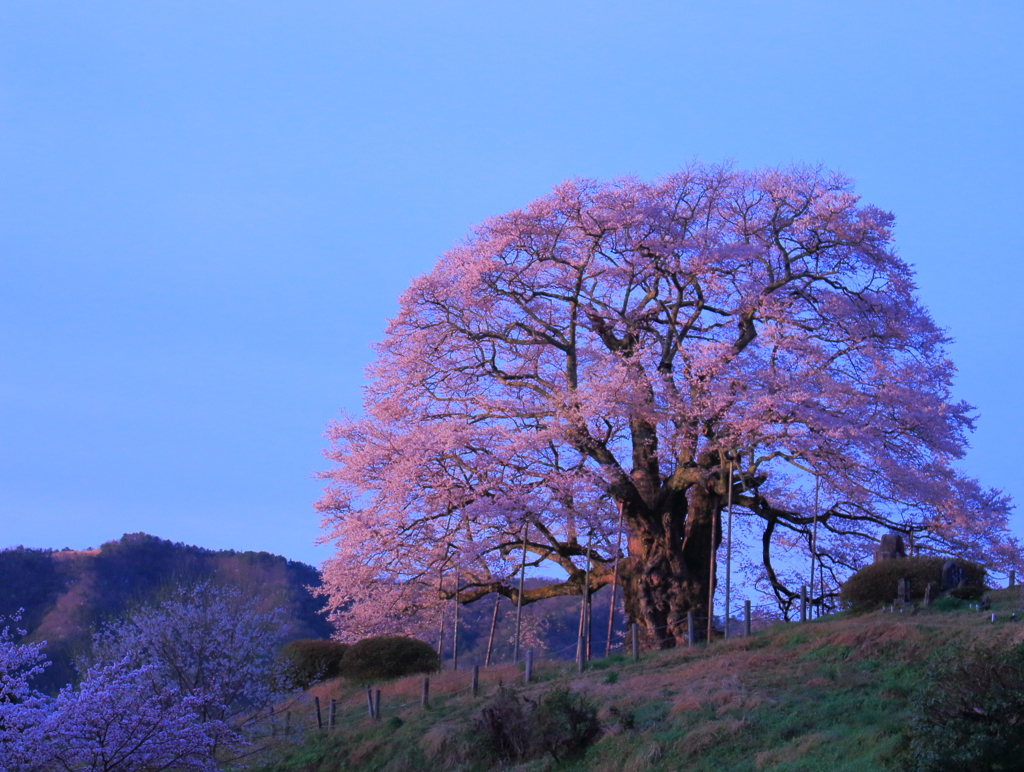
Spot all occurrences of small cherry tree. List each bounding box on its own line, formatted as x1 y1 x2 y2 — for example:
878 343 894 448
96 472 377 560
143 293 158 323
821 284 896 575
318 164 1019 648
0 613 50 772
90 583 291 733
25 659 216 772
1 586 292 771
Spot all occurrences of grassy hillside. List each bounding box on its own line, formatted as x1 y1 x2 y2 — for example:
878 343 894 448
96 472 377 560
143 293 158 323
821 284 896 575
252 587 1024 772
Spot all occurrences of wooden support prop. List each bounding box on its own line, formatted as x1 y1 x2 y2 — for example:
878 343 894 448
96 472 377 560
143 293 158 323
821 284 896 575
314 696 323 730
606 500 625 658
631 623 639 661
744 600 751 637
422 677 430 709
485 595 500 667
513 526 528 664
577 635 586 672
800 585 808 623
453 573 460 672
525 650 533 684
687 611 695 647
329 699 337 729
472 664 479 698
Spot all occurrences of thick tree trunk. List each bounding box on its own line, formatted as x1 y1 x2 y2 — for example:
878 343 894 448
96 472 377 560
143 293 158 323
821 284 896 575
620 476 724 649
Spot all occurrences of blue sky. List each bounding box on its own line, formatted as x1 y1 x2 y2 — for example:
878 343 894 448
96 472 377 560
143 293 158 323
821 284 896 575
2 1 1022 567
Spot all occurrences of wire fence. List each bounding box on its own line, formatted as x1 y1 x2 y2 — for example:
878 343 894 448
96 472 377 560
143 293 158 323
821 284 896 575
245 594 825 736
246 579 1024 737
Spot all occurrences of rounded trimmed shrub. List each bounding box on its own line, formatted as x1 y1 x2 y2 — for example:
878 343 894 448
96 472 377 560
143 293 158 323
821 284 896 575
840 556 985 611
279 639 349 687
339 635 439 682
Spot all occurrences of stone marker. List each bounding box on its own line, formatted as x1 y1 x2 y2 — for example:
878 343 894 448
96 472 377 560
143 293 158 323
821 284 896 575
897 577 913 606
923 582 937 607
941 560 963 591
874 533 907 562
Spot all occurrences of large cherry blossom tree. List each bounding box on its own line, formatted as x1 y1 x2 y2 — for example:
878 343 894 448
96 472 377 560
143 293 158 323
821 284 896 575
318 164 1019 648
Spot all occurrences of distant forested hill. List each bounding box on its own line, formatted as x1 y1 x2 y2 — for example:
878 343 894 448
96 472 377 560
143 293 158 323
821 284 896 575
0 533 332 692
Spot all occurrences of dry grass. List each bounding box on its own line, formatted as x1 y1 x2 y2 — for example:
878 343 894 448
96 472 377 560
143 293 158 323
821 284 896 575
623 740 663 772
754 732 828 769
678 717 748 757
264 603 1024 772
419 721 469 767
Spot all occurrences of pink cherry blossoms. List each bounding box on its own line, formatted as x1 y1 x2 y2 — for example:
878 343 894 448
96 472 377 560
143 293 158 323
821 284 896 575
317 163 1020 647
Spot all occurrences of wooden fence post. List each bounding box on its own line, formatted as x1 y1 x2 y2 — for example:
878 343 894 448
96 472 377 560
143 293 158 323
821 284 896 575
366 687 374 720
422 677 430 709
577 635 586 672
472 664 479 698
314 695 322 730
744 600 751 637
800 585 807 623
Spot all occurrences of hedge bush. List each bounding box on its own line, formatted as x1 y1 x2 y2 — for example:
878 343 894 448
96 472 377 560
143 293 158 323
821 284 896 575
840 556 985 611
339 635 439 682
279 639 349 688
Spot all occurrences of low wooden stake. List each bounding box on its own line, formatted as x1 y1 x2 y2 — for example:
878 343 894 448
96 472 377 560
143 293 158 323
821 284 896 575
314 695 322 730
422 677 430 709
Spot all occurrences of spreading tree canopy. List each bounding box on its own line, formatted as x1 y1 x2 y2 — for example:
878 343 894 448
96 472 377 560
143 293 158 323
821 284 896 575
318 164 1018 648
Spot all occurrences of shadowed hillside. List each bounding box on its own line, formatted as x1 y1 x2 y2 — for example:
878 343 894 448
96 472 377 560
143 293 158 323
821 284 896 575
0 533 332 693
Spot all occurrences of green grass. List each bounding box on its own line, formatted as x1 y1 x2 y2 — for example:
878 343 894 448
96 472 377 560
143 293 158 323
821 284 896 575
249 601 1022 772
